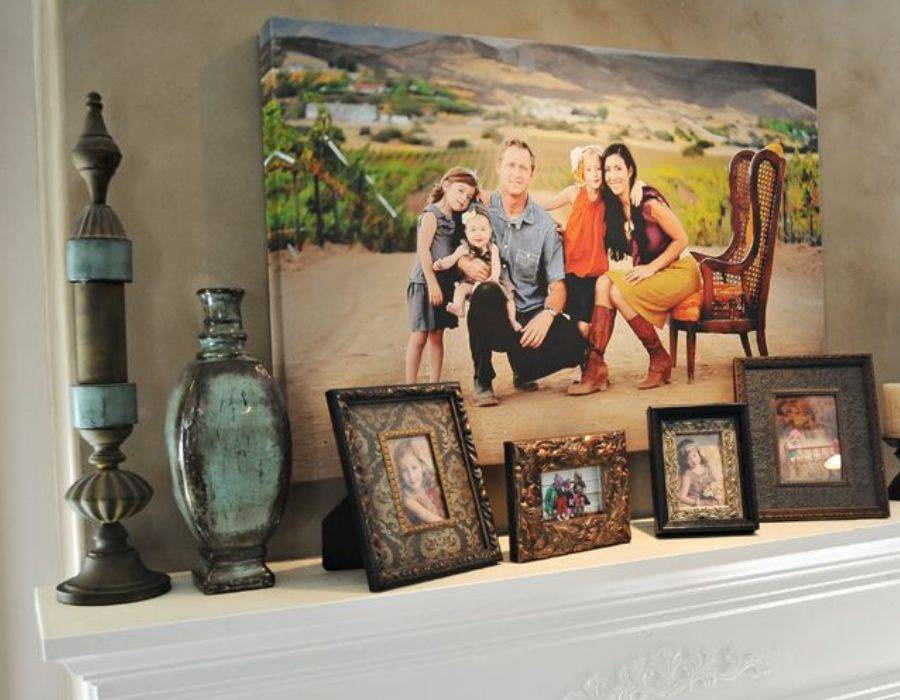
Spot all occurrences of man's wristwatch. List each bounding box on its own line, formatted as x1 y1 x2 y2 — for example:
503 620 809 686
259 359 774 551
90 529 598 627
544 303 559 318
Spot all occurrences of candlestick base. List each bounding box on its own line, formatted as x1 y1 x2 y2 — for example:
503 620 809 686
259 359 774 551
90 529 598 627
884 438 900 501
56 523 170 606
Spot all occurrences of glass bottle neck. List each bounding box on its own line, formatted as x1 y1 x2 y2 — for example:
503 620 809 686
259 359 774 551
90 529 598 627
196 288 247 360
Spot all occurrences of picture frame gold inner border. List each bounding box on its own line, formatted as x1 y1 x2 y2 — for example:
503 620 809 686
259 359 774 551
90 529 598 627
661 418 744 523
378 427 458 535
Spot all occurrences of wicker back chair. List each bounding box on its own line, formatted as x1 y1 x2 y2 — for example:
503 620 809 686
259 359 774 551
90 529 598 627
669 147 786 382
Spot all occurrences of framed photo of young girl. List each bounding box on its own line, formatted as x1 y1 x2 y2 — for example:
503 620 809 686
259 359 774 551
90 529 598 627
326 382 501 591
734 355 889 521
260 17 824 483
647 404 759 537
504 431 630 563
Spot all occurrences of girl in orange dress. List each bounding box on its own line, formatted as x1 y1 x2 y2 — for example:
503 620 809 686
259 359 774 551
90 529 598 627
541 145 609 337
543 146 643 385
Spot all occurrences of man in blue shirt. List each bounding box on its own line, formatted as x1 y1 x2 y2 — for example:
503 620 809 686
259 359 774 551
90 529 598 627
458 137 587 406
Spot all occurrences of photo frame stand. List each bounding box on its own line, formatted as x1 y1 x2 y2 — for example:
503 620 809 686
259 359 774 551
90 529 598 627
321 496 363 570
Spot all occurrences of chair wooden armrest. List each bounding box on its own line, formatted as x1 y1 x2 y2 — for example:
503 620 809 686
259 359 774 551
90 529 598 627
699 259 718 314
698 256 746 276
691 250 711 263
697 257 745 316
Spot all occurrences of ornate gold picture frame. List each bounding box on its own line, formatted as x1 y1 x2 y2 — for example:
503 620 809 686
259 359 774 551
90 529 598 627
648 404 758 537
504 431 630 562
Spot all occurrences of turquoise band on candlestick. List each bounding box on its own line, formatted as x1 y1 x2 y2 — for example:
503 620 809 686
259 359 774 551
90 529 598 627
66 238 133 282
71 383 138 429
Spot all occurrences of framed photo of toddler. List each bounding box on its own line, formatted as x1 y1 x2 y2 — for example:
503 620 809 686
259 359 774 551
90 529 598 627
504 430 630 562
326 383 501 591
734 355 889 521
648 404 759 537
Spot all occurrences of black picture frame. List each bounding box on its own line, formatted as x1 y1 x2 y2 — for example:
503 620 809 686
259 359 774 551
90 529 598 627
734 355 889 521
326 382 501 591
647 403 759 537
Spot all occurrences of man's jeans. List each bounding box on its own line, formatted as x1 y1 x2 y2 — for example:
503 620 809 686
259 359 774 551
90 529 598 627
467 282 587 386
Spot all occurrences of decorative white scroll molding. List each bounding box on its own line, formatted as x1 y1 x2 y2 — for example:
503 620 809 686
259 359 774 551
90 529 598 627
563 647 768 700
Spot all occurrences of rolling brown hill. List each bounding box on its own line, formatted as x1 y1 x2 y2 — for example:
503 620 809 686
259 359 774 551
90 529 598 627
265 26 816 121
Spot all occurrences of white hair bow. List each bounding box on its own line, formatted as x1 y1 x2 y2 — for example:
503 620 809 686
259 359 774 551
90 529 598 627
569 144 605 173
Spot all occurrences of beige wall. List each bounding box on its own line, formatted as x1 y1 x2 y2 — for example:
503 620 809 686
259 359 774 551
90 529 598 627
2 0 67 697
57 0 900 575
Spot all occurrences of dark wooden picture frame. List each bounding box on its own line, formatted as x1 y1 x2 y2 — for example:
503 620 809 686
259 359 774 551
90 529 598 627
504 431 630 562
648 404 759 537
326 383 501 591
734 355 889 521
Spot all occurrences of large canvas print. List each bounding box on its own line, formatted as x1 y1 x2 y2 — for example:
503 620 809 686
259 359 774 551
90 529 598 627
259 17 823 480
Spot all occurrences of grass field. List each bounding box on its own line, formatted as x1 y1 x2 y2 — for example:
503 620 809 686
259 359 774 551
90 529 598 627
356 133 734 247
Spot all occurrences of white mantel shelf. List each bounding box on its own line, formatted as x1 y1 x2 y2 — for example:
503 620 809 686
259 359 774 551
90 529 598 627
37 505 900 700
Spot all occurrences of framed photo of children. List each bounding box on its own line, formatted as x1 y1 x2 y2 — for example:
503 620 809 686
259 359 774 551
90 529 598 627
260 16 825 482
504 431 630 562
326 383 501 591
647 404 759 537
734 355 889 521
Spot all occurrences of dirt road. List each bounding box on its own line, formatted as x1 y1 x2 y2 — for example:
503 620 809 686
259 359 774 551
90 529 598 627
270 242 824 481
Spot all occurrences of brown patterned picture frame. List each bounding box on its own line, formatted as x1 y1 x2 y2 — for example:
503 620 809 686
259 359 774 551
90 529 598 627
504 431 630 562
326 383 501 591
648 404 759 537
734 355 889 521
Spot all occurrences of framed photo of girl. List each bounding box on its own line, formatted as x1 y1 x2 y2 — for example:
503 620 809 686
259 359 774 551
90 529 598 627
734 355 889 521
326 382 501 591
260 17 824 483
647 404 759 537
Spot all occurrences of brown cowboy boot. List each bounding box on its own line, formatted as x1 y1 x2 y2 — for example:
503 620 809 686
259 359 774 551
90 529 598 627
568 306 616 395
626 315 672 389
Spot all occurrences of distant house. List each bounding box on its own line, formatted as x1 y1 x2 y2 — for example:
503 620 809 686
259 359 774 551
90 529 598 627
280 51 329 71
377 113 411 126
352 82 384 95
305 102 379 124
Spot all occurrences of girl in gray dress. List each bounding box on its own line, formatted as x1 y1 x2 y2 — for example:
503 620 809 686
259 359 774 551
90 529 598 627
404 167 480 383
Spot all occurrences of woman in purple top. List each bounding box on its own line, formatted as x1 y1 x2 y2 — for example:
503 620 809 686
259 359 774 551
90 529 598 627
569 143 701 395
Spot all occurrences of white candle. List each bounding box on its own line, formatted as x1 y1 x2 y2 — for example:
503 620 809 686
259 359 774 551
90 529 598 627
883 383 900 438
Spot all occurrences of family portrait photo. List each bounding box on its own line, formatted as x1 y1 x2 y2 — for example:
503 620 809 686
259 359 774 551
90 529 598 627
773 393 843 484
260 17 824 479
540 466 603 522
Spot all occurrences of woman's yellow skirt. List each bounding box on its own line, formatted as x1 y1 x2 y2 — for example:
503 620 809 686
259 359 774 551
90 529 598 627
606 256 701 328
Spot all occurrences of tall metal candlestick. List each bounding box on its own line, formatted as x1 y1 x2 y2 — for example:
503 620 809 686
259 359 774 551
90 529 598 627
56 93 170 605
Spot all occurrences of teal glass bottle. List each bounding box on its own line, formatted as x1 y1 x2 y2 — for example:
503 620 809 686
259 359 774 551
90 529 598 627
166 288 291 594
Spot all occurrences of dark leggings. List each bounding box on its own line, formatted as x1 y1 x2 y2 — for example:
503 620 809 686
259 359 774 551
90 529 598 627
466 282 587 385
